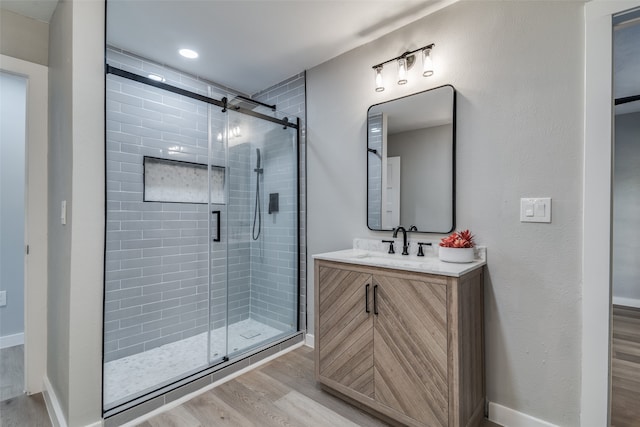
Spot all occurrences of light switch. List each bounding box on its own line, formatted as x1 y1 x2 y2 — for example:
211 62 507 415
520 197 551 223
525 201 534 217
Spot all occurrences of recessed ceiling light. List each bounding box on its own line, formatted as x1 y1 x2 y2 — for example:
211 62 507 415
179 48 199 59
148 74 165 82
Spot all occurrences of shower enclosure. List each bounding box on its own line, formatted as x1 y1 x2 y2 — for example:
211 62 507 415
102 55 299 413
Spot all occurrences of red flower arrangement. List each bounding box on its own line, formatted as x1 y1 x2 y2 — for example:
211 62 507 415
439 230 475 248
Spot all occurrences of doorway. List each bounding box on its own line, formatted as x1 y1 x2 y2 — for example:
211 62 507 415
583 1 640 424
610 7 640 425
0 70 27 402
0 54 48 398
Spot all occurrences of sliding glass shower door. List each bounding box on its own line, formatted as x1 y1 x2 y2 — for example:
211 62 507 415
104 76 221 409
103 59 299 414
222 110 298 359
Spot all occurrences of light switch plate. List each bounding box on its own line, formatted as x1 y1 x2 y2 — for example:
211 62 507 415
0 291 6 307
520 198 551 223
61 200 67 225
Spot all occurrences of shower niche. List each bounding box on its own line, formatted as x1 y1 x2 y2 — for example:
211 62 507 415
103 49 300 414
143 156 225 204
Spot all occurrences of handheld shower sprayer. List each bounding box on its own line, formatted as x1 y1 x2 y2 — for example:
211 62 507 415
252 148 263 240
254 148 262 173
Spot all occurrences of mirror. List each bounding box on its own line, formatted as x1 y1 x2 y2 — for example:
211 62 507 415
367 85 455 233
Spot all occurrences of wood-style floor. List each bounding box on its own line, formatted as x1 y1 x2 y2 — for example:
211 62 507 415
0 345 25 402
139 346 501 427
0 344 51 427
0 345 502 426
611 305 640 427
0 393 50 427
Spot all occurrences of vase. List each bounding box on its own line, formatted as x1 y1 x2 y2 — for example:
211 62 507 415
438 246 475 263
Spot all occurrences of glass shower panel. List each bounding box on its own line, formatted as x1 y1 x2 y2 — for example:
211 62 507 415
224 110 298 357
103 74 221 409
208 103 228 363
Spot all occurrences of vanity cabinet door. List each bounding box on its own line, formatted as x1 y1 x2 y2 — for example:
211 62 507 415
373 274 448 427
317 265 374 398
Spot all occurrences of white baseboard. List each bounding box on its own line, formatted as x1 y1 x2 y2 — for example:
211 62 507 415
612 296 640 309
488 402 558 427
0 332 24 349
305 333 314 348
43 377 104 427
43 376 67 427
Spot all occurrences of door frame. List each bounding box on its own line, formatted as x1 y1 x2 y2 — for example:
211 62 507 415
582 1 640 424
0 54 48 395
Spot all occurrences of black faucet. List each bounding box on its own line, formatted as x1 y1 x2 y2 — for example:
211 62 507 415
393 226 409 255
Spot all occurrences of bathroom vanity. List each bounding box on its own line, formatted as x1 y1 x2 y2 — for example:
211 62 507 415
313 244 485 427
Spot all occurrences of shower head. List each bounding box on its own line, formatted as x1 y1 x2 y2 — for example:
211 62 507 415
229 96 260 111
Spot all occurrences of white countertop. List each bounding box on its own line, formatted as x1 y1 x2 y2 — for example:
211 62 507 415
313 248 486 278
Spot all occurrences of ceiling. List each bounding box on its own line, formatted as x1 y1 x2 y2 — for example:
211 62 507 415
4 1 638 110
0 0 453 94
106 0 452 95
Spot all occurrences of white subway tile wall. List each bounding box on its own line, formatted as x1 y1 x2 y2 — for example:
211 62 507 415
253 72 307 332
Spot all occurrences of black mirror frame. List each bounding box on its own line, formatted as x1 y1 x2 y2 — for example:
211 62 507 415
366 84 456 234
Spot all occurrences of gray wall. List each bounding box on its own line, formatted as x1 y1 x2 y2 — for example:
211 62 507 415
0 8 49 66
0 71 26 339
613 111 640 305
48 0 74 417
48 0 105 425
307 1 583 425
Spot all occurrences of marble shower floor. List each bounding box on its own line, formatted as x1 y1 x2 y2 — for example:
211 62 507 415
104 318 285 407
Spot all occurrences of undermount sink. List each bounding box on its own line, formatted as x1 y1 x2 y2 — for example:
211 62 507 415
313 239 486 278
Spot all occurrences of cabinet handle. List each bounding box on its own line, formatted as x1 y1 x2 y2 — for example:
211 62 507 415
373 284 379 315
365 284 370 313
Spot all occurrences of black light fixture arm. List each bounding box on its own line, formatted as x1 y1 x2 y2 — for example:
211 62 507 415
372 43 435 70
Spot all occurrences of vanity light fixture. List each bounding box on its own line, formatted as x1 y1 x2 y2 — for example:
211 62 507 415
397 57 408 85
374 66 384 92
422 46 434 77
372 43 434 91
179 48 199 59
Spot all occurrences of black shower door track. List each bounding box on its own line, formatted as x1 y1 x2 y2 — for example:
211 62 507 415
615 94 640 105
105 65 298 130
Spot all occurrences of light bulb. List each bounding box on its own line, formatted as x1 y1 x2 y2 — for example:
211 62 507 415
374 66 384 92
397 58 408 85
422 47 434 77
178 48 199 59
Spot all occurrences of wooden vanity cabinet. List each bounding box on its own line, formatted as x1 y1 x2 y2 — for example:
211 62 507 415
315 260 484 427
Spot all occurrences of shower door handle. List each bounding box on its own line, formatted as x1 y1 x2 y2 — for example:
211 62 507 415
211 210 220 242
